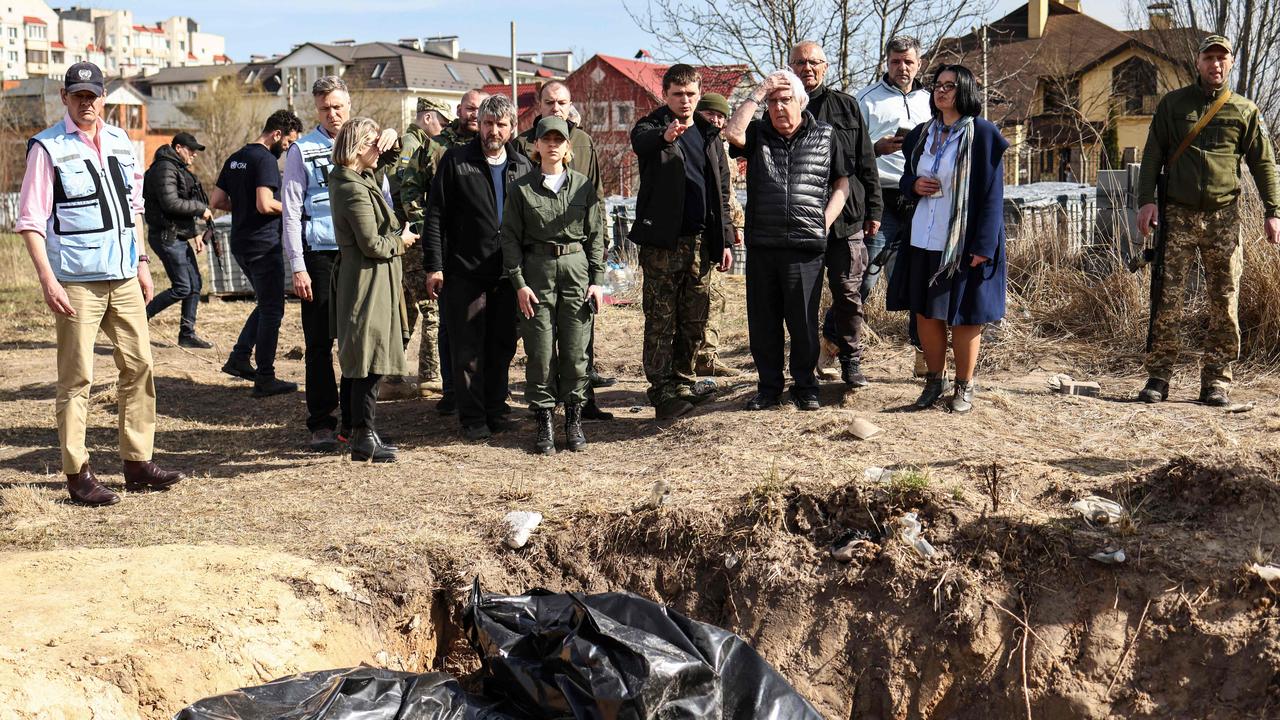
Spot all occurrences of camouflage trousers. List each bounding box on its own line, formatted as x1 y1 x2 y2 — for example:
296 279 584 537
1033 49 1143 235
1144 202 1243 389
403 242 441 382
695 270 726 365
641 235 712 405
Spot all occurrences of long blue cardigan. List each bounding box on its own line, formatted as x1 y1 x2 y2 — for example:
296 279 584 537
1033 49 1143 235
887 117 1010 326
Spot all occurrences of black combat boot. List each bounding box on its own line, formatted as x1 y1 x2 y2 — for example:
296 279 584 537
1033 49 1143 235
1138 377 1169 404
350 428 396 463
533 409 556 455
913 373 952 410
839 355 869 387
564 403 587 452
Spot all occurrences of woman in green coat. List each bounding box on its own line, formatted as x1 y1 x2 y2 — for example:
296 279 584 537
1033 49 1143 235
329 117 418 462
501 116 605 455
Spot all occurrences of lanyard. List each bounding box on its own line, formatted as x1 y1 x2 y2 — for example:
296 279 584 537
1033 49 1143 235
928 121 962 177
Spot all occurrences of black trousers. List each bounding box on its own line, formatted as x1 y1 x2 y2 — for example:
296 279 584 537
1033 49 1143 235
745 247 825 398
340 373 381 432
230 251 285 378
301 250 339 431
442 273 518 429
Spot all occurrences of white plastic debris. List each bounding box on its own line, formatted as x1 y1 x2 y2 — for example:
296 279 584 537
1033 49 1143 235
1071 496 1127 527
1089 548 1126 564
1250 563 1280 582
1048 373 1101 397
724 552 740 569
502 511 543 549
896 512 937 559
864 467 895 483
648 480 672 509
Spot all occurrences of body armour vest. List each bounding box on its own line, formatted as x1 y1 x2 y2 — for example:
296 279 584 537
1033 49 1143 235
29 121 140 282
296 127 338 252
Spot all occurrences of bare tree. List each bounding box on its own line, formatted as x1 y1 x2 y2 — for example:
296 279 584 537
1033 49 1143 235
1126 0 1280 125
625 0 993 91
183 79 283 191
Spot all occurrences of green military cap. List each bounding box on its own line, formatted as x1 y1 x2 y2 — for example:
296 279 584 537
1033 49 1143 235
1198 35 1232 55
534 116 570 140
416 96 454 121
696 92 731 117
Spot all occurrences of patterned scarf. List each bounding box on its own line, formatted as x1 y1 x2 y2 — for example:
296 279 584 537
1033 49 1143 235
910 116 975 286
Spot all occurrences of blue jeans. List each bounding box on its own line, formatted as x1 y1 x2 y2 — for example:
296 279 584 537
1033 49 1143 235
862 197 919 348
231 251 286 378
145 237 202 335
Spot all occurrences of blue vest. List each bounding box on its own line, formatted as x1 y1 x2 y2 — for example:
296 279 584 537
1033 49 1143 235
29 122 140 282
296 127 337 251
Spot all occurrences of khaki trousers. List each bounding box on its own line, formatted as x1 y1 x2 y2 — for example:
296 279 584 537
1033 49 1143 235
55 276 156 474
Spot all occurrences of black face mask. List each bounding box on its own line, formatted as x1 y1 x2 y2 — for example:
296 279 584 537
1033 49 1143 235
269 141 285 158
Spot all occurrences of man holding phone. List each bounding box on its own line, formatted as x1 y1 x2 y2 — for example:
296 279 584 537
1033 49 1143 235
856 36 932 373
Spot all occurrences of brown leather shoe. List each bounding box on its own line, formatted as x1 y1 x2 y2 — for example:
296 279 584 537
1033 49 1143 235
67 463 120 507
123 460 185 492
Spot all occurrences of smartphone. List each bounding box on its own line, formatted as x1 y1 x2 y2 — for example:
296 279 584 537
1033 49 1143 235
894 126 911 138
588 294 599 314
408 222 423 235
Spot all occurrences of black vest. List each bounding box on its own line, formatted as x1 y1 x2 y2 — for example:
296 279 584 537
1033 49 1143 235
745 113 834 253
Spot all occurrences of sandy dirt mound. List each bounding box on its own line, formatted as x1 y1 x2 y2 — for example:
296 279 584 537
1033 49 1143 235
0 545 385 719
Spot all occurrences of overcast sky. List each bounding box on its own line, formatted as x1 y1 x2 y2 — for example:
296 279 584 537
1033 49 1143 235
120 0 1135 64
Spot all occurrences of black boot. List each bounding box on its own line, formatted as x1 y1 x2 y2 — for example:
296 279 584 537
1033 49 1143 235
533 409 556 455
564 402 587 452
1138 377 1169 404
582 397 614 421
350 428 396 462
913 373 951 410
839 355 869 387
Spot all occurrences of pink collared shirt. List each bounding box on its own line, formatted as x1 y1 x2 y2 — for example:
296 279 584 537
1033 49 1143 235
15 113 145 238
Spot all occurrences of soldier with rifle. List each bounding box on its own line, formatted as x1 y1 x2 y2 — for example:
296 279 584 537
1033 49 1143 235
1135 35 1280 407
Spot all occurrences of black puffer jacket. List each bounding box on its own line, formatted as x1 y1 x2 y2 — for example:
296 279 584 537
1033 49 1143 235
742 113 837 253
143 144 207 241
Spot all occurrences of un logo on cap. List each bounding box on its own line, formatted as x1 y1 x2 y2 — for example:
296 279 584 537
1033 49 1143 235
78 69 91 80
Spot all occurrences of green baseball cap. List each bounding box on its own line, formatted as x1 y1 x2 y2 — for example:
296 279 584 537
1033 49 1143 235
1198 35 1232 55
534 116 570 141
416 97 454 121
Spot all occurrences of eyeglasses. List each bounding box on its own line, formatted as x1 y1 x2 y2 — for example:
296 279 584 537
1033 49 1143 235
765 96 796 107
930 82 958 94
789 59 826 68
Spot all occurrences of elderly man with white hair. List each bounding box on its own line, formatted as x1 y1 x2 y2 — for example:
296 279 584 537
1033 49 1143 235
724 70 852 411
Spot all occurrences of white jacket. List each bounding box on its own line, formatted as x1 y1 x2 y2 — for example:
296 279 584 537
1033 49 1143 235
855 77 932 190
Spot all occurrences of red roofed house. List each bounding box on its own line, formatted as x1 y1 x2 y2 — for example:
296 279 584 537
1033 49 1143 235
552 54 753 195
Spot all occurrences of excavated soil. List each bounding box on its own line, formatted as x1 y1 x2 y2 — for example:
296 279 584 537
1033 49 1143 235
2 276 1280 718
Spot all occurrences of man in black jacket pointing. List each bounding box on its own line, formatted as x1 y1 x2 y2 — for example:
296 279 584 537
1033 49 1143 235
144 132 213 348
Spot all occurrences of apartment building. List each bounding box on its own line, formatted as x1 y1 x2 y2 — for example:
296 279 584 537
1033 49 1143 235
0 0 227 80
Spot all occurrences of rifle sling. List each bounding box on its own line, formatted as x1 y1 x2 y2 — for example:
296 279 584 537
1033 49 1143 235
1167 89 1232 170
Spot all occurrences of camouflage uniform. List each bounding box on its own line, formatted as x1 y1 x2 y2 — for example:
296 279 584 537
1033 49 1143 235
696 143 745 369
1138 80 1280 392
398 123 459 384
1144 203 1243 388
641 235 712 405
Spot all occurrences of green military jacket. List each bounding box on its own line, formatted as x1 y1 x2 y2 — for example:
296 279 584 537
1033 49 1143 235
1138 83 1280 217
515 117 604 212
400 121 469 225
499 167 605 291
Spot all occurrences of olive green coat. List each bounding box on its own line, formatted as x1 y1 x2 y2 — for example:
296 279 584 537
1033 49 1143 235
328 165 409 379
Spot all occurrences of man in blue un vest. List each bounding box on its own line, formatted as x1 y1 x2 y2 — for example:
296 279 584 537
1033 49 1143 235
282 75 398 451
15 62 186 506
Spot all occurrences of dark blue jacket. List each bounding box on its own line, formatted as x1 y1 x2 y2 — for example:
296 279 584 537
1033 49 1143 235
889 117 1008 326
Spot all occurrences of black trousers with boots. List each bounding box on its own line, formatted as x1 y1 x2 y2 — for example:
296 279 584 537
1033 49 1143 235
301 250 340 432
746 247 825 398
442 273 518 429
340 373 382 432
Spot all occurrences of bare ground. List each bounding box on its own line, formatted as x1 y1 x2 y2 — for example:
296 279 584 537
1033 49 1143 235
2 269 1280 719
